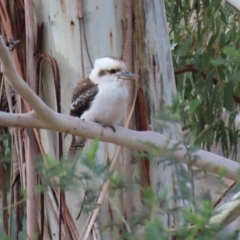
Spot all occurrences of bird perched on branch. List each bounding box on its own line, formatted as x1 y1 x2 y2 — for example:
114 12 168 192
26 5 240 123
67 56 138 158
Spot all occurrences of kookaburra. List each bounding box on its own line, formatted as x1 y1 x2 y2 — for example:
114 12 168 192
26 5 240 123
67 56 138 158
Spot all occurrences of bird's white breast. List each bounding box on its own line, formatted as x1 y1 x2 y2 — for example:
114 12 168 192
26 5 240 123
80 81 128 125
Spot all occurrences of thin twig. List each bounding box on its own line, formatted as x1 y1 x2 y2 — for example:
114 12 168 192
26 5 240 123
213 181 237 208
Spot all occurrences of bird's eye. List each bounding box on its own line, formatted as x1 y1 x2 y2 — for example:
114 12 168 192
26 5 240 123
109 69 116 74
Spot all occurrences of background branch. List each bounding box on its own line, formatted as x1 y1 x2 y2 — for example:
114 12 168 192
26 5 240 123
174 64 240 104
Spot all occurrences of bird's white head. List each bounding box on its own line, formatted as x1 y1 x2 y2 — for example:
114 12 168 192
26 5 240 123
89 57 137 84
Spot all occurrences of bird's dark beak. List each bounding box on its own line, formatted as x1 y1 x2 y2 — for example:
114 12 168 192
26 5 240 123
116 71 138 79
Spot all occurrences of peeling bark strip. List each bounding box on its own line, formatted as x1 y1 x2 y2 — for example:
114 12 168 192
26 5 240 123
123 0 134 221
0 150 8 234
132 0 152 219
135 88 150 187
132 0 184 228
24 0 40 238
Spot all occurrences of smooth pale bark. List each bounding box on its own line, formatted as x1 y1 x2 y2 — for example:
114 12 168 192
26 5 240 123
226 0 240 10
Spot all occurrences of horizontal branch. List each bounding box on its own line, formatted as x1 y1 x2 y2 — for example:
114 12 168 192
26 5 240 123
0 110 239 181
0 35 239 181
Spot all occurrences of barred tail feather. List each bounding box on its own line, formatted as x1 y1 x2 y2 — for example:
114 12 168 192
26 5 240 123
67 136 86 159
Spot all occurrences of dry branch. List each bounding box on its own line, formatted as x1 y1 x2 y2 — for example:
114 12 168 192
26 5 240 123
0 36 239 182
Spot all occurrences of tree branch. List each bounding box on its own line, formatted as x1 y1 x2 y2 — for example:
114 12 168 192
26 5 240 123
0 110 239 181
174 64 240 104
0 35 239 181
0 36 54 120
174 64 218 84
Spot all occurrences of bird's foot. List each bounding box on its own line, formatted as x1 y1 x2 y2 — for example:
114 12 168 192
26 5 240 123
96 121 116 132
104 124 116 132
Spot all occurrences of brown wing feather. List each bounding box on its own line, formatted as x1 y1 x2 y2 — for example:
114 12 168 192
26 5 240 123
70 78 98 118
67 78 98 159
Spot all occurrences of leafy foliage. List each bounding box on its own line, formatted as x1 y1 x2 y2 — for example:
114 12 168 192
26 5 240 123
35 141 240 239
165 0 240 157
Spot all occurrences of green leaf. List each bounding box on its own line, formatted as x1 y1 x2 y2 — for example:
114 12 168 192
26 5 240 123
0 232 9 240
223 46 240 58
210 58 230 66
145 220 166 240
43 155 57 168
